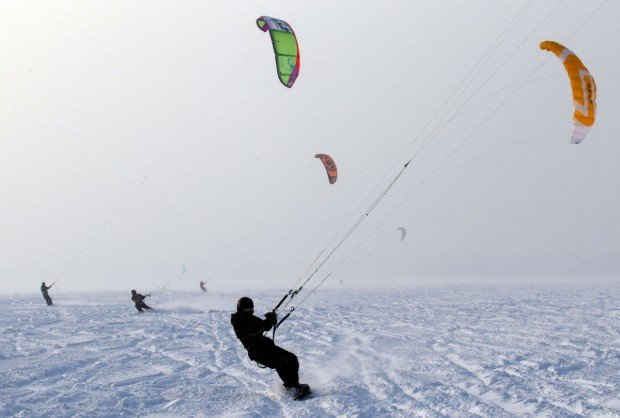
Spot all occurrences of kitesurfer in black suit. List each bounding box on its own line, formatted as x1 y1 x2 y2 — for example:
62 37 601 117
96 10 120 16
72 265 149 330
41 282 54 306
131 290 152 313
231 297 310 399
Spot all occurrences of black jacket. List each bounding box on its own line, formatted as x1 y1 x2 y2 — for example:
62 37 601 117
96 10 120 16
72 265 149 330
131 293 146 304
231 312 274 351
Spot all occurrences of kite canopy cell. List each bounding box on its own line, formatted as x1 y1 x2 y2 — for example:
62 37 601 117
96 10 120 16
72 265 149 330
314 154 338 184
256 16 300 88
539 41 597 144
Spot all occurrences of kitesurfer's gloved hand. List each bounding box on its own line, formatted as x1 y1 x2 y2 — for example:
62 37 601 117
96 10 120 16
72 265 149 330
265 311 277 325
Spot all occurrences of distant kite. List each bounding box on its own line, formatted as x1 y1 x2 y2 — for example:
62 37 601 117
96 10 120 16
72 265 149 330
397 227 407 241
539 41 596 144
314 154 338 184
256 16 300 88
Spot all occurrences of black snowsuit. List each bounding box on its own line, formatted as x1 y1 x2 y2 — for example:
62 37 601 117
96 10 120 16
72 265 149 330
41 284 53 306
231 312 299 387
131 293 152 313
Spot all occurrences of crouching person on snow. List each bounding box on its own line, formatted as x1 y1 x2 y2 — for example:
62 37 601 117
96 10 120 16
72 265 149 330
131 289 152 313
231 297 310 399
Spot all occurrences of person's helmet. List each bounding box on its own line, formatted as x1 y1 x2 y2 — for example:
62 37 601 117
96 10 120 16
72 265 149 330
42 282 45 286
236 297 254 314
131 289 137 295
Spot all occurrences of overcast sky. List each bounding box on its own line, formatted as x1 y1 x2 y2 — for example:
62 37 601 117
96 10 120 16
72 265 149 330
1 0 618 294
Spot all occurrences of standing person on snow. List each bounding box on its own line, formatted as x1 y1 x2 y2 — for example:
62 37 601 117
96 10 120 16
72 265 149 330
131 290 152 313
41 282 54 306
231 297 310 399
199 281 207 292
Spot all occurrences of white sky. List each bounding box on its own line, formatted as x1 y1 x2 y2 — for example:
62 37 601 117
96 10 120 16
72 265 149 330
1 0 619 294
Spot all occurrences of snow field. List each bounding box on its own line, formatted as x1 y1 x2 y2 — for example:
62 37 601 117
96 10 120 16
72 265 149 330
0 285 618 417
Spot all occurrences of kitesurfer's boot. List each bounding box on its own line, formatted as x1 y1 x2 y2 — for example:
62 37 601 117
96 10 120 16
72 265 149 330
285 383 311 400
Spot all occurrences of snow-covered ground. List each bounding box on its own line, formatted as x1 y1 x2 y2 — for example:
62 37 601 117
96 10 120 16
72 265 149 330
1 284 618 417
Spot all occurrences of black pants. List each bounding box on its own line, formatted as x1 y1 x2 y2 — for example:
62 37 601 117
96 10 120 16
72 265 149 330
43 293 52 306
135 302 151 313
249 343 299 386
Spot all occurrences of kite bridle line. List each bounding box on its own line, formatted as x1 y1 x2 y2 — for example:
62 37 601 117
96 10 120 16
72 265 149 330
271 159 412 333
270 0 542 320
48 61 275 288
281 57 555 323
274 54 553 329
146 281 170 296
271 0 608 331
270 0 539 322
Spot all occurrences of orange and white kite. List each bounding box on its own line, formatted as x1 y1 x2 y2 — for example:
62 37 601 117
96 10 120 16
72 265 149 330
540 41 597 144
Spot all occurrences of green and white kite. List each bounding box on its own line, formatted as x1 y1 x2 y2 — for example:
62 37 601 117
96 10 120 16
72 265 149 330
256 16 300 88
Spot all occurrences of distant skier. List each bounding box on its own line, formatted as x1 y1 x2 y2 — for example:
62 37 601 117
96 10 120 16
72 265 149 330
131 290 152 313
231 297 310 399
199 281 207 292
41 282 54 306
